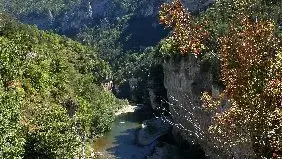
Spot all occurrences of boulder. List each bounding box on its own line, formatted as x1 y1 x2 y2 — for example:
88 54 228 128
137 117 172 146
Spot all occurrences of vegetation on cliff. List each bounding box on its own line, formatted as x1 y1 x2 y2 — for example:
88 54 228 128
159 0 282 158
202 15 282 158
159 0 209 57
0 14 125 158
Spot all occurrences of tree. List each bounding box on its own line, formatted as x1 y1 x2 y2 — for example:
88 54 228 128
0 16 124 158
159 0 282 157
159 0 209 57
202 15 282 158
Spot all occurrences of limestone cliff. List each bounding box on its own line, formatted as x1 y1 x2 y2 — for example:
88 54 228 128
16 0 214 46
162 56 255 158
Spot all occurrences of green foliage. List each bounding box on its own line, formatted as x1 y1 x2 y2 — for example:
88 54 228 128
1 0 169 97
0 90 25 159
22 96 79 159
157 38 179 58
109 0 141 16
76 16 159 96
75 76 121 136
200 0 282 38
76 20 124 66
1 0 80 15
0 17 123 158
114 49 153 83
113 47 160 103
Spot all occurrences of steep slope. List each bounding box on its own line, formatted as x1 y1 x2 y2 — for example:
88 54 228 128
0 14 124 158
1 0 214 50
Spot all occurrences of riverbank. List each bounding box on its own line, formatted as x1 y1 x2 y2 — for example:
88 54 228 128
114 105 142 116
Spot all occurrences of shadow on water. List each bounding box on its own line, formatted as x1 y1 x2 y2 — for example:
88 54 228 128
106 128 157 159
93 106 206 159
93 107 155 159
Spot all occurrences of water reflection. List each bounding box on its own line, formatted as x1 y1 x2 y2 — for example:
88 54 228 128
93 108 155 159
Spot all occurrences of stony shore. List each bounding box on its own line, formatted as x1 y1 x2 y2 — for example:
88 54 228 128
114 105 142 116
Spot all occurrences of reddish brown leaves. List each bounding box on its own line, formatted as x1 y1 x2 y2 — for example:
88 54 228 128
206 16 282 157
219 16 280 102
160 0 282 157
159 0 209 56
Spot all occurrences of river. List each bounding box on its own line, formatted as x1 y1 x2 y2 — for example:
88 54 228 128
92 105 203 159
93 105 156 159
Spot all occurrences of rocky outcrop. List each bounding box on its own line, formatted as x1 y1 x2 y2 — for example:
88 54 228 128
137 117 172 146
148 88 158 110
162 55 216 157
162 55 254 158
19 0 108 35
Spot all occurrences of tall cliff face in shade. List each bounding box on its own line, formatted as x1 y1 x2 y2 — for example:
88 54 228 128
162 55 255 158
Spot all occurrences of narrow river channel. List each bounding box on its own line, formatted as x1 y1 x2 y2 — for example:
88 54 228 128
93 105 156 159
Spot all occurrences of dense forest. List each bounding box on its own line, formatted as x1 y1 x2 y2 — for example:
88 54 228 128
1 0 282 158
0 13 126 158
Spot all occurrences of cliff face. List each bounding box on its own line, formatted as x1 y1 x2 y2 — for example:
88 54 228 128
16 0 214 48
162 56 216 156
162 56 255 158
19 0 100 35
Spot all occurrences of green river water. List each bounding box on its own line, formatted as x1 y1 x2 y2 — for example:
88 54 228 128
93 106 156 159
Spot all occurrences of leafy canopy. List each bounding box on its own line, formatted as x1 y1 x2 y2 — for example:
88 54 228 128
0 15 124 158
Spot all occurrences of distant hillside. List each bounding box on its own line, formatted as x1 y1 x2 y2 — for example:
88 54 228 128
0 0 215 103
1 0 214 51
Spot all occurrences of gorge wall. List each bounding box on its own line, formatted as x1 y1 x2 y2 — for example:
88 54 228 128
16 0 215 48
162 56 255 158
